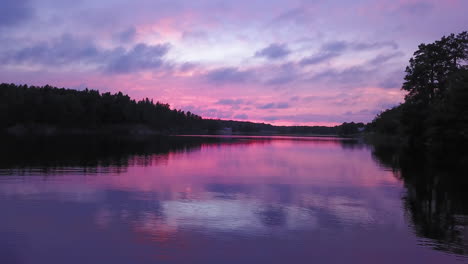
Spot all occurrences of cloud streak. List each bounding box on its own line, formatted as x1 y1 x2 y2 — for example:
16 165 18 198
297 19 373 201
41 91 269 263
206 67 254 84
255 43 291 60
300 40 399 66
1 34 171 74
105 43 171 73
257 102 290 110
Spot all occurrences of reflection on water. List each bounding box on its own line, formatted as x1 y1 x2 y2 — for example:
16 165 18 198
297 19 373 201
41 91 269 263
371 143 468 257
0 135 467 264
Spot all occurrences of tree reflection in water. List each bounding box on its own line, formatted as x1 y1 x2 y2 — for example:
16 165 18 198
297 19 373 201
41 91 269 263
371 142 468 255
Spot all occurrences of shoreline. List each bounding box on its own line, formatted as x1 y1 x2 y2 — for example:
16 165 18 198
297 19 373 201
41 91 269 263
2 124 358 138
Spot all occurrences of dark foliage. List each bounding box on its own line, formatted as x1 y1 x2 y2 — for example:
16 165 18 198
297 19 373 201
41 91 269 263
369 31 468 155
0 83 360 136
337 122 365 135
367 106 402 135
0 83 203 133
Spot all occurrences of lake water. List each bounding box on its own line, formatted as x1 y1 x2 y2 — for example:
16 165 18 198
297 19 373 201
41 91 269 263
0 135 467 263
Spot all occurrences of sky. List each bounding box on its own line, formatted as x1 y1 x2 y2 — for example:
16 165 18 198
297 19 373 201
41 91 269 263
1 0 467 125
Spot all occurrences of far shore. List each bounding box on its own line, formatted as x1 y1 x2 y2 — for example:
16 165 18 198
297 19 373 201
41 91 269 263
3 123 363 138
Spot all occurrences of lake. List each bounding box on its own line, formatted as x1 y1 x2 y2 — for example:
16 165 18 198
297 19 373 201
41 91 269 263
0 135 467 263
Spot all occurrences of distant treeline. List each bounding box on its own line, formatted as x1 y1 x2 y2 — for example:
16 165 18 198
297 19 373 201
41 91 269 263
0 83 364 136
368 31 468 156
0 83 204 134
204 119 365 135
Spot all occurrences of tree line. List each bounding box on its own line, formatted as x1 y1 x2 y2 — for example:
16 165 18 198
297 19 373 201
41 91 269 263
0 83 203 133
0 83 364 135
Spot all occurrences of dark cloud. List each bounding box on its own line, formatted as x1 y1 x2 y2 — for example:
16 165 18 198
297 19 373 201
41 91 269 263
178 62 198 72
300 52 339 65
1 34 171 74
300 40 399 66
0 0 34 27
299 42 347 66
206 67 253 83
216 99 245 106
322 41 348 53
115 26 137 43
301 49 403 86
105 43 170 73
255 43 291 60
351 41 398 51
234 114 248 119
369 51 404 65
4 34 100 65
257 102 290 110
276 102 290 109
258 103 275 109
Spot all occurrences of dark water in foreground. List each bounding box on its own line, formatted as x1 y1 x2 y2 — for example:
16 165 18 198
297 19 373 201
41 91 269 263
0 135 467 264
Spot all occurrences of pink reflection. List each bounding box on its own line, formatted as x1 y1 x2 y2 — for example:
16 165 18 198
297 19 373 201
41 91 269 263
0 137 400 195
1 137 442 263
0 137 401 205
86 137 398 194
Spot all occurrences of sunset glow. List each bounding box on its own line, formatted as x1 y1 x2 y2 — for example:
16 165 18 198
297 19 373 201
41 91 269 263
1 0 467 125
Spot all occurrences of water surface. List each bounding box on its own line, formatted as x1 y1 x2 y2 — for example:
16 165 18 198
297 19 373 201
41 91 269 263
0 135 466 263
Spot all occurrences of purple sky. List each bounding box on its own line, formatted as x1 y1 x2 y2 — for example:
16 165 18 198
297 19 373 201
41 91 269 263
1 0 467 125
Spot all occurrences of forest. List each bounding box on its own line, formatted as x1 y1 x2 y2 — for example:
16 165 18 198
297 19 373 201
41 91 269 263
0 83 364 136
0 83 204 134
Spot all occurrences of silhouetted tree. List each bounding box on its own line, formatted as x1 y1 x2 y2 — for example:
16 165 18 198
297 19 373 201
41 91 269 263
0 83 203 134
369 31 468 153
403 32 468 104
